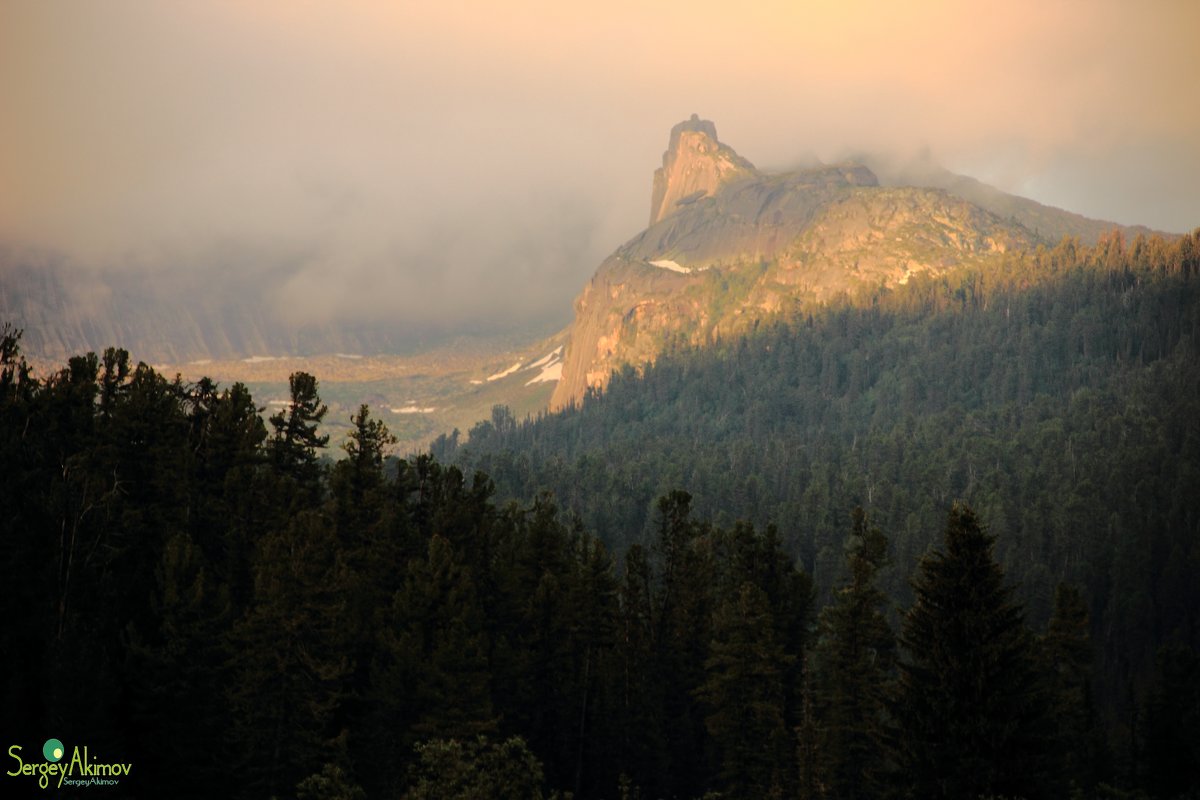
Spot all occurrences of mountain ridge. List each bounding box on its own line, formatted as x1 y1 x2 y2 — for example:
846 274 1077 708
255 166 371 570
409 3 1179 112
551 118 1053 410
863 154 1162 245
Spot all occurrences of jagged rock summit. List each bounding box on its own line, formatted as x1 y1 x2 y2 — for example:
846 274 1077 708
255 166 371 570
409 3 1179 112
649 114 757 227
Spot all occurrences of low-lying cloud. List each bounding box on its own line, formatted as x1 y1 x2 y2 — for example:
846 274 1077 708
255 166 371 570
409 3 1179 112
2 1 1197 339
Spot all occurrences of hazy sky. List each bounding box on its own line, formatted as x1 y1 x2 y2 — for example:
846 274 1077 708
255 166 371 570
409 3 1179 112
2 0 1198 331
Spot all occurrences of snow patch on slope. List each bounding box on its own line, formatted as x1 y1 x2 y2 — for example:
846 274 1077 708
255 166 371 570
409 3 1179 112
648 259 712 274
526 361 563 385
649 259 691 273
526 346 563 371
480 346 564 386
525 346 564 385
487 361 524 381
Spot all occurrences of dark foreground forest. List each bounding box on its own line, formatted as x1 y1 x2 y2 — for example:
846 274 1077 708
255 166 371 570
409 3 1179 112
2 231 1199 799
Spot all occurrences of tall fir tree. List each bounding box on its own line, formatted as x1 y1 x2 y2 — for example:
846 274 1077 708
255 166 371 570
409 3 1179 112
895 503 1052 799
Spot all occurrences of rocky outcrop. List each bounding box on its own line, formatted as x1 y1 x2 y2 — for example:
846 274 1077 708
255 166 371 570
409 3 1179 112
649 115 757 227
549 121 1040 411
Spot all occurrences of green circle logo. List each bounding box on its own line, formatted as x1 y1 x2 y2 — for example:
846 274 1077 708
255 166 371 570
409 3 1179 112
43 738 64 762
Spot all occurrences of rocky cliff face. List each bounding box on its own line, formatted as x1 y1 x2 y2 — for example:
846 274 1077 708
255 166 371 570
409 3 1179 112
550 119 1039 410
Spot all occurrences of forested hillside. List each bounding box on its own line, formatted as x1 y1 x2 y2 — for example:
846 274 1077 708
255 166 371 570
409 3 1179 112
453 231 1200 772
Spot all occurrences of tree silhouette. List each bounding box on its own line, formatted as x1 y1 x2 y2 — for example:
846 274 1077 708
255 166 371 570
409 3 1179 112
895 503 1052 799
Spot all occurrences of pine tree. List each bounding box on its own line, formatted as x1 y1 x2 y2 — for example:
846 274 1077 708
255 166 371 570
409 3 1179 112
812 507 894 800
340 404 395 495
697 581 792 799
650 491 714 798
566 534 621 797
895 503 1052 799
614 543 665 794
331 404 397 581
195 381 266 611
326 406 400 790
267 371 329 492
392 534 496 741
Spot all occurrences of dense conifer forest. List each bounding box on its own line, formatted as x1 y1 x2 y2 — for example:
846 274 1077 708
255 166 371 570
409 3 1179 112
2 231 1199 798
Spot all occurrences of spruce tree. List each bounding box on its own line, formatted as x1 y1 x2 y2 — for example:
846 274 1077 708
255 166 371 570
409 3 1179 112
895 503 1051 799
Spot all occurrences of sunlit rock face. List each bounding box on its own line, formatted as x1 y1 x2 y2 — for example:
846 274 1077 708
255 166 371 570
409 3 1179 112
649 114 757 228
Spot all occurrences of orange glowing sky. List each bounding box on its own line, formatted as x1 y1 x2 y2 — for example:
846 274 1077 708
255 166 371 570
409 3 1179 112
1 0 1197 326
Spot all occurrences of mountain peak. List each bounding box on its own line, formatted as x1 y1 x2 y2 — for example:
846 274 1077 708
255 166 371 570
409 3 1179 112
649 115 756 227
671 112 718 141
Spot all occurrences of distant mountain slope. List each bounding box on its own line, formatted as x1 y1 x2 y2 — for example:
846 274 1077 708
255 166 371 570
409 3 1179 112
0 252 276 362
865 155 1162 245
0 249 547 363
